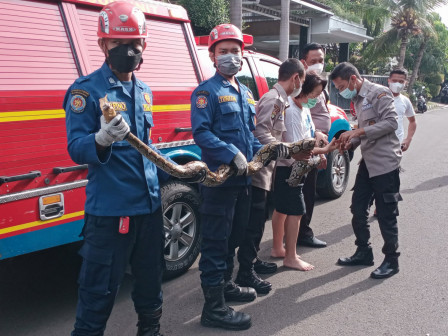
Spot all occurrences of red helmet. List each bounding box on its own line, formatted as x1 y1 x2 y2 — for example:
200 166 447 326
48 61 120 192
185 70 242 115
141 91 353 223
208 24 244 52
98 1 148 39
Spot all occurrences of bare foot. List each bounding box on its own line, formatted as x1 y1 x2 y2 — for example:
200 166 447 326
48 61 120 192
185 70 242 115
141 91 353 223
271 247 286 258
283 257 315 271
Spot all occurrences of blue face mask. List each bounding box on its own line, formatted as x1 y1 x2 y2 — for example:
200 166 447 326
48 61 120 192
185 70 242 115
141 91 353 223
340 84 357 99
302 97 318 109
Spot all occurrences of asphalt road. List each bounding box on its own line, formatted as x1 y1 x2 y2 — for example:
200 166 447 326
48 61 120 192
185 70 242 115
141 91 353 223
1 106 447 336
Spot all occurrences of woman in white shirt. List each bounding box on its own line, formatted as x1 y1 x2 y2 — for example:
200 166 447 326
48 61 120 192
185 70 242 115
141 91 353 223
271 73 337 270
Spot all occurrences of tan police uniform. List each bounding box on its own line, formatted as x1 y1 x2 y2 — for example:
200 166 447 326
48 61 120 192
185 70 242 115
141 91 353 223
236 82 288 274
348 79 402 261
252 83 288 191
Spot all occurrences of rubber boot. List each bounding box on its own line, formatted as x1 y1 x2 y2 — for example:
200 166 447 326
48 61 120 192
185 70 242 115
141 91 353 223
201 282 252 330
136 307 163 336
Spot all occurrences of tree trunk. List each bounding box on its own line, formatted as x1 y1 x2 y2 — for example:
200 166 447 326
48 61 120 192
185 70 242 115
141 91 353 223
229 0 242 31
398 32 408 68
279 0 290 61
407 39 427 95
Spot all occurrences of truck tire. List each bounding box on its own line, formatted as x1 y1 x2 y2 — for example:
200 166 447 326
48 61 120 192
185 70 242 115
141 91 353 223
317 149 350 199
161 180 201 280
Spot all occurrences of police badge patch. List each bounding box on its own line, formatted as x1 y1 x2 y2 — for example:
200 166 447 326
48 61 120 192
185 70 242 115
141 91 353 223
196 96 208 109
70 95 86 113
271 104 280 119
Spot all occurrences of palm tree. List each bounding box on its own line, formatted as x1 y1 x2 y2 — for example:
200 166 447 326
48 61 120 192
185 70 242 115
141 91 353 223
369 0 447 68
407 13 438 94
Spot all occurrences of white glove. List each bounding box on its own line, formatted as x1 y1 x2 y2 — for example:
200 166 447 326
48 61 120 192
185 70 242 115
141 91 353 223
95 114 130 147
231 151 248 176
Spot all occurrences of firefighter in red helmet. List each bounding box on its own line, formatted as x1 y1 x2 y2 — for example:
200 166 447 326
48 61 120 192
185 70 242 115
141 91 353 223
64 2 198 335
190 23 288 331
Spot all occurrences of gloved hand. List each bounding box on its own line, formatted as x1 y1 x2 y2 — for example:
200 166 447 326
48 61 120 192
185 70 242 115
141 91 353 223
95 114 130 147
180 168 207 184
231 151 248 176
275 143 289 159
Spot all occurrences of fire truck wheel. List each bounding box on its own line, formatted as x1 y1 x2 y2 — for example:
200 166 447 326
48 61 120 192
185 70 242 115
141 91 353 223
161 180 201 280
316 149 350 199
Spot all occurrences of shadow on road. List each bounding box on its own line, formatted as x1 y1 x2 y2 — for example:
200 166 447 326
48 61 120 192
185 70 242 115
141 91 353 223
401 175 448 194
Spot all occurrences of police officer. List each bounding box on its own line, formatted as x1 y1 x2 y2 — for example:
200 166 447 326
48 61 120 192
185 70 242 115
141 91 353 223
65 2 201 335
235 59 303 292
330 62 402 279
298 43 330 248
191 24 265 330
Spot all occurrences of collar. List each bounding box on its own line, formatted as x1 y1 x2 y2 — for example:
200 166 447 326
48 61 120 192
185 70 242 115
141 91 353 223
213 72 242 89
274 83 288 104
100 62 144 90
358 79 373 98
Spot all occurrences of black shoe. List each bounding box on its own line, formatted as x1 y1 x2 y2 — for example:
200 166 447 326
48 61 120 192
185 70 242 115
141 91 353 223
201 283 252 330
137 308 163 336
337 247 374 266
223 280 257 302
298 236 327 248
253 258 277 274
235 267 272 294
370 259 399 279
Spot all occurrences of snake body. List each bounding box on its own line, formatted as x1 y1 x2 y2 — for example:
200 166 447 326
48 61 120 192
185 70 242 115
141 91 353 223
286 156 322 187
100 96 317 187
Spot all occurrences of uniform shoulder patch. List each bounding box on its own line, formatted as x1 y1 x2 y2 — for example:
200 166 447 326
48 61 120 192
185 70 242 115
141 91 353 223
196 96 208 109
196 90 210 96
271 104 280 119
70 95 86 113
377 92 387 99
71 89 90 98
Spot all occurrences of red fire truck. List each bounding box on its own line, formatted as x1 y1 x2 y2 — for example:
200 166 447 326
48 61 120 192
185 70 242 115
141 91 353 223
0 0 351 279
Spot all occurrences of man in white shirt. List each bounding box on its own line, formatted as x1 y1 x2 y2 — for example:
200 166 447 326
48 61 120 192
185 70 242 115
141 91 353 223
388 68 417 151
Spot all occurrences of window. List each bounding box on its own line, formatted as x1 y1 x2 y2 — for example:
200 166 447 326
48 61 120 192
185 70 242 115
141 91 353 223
259 60 279 91
236 59 259 100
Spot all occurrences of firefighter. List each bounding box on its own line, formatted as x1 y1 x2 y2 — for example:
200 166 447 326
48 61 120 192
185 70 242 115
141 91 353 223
330 62 402 279
64 2 201 335
190 24 285 330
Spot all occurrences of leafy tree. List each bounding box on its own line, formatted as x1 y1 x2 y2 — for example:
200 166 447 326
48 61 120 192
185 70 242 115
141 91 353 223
179 0 229 36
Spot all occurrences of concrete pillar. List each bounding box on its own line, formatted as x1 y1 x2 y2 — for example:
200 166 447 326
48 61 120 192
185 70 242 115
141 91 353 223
230 0 242 31
279 0 290 61
339 43 349 62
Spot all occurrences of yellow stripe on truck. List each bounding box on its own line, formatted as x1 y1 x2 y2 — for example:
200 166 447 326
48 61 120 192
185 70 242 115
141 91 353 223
0 211 85 236
0 104 191 123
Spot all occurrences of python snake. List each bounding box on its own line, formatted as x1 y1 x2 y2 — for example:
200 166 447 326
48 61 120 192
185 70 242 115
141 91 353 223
100 95 317 187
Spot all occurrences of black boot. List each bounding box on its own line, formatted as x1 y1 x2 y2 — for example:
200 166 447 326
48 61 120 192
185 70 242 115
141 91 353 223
136 307 163 336
235 266 272 294
253 258 277 274
371 257 399 279
337 247 374 266
223 280 257 302
201 283 252 330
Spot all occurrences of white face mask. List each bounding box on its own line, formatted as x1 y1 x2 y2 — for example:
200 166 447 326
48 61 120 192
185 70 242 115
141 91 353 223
290 79 302 97
307 63 324 75
389 82 404 94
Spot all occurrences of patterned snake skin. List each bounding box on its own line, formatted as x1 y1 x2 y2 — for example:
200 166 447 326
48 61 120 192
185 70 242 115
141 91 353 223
100 96 317 187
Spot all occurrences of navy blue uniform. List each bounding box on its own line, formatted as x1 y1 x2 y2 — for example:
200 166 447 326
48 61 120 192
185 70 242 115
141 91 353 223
191 72 262 286
64 62 165 336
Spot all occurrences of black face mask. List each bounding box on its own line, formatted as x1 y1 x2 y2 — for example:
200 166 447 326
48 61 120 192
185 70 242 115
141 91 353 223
107 44 142 73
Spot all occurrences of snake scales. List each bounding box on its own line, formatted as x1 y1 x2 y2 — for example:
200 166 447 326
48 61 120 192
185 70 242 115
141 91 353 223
100 95 317 187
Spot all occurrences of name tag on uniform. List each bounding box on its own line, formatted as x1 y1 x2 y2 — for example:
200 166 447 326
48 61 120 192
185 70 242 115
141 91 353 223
218 95 237 103
110 101 127 111
247 98 255 105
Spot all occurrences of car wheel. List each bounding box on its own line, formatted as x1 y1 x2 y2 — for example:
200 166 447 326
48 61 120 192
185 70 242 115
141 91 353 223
317 149 350 199
161 180 201 280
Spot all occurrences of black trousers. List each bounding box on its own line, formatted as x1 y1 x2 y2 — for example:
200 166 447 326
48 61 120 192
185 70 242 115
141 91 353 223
72 210 164 336
351 160 401 259
237 186 268 271
298 168 318 239
198 185 252 286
